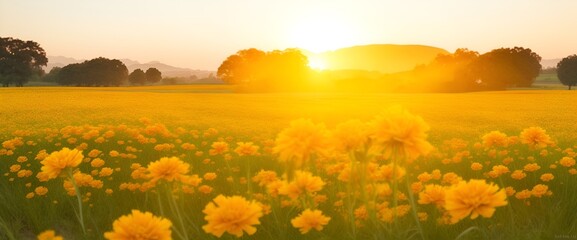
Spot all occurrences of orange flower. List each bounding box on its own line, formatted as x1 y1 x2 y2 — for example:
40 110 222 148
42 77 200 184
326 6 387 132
368 106 433 162
482 131 509 148
203 195 263 237
104 210 172 240
279 171 325 200
273 119 330 168
146 157 190 183
39 148 83 180
291 209 331 234
444 179 507 223
418 184 446 207
234 142 260 156
519 127 553 149
37 230 63 240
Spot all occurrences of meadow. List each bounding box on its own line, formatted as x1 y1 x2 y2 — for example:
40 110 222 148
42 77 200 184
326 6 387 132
1 86 576 240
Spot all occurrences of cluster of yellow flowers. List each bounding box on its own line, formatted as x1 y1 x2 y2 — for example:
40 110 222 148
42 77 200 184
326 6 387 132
0 107 574 239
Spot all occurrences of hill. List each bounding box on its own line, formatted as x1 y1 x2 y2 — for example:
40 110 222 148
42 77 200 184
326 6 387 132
45 56 215 78
306 44 449 73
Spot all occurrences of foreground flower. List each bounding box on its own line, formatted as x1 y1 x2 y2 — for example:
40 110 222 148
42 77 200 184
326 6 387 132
273 118 330 168
368 106 433 162
519 127 553 149
444 179 507 223
482 131 509 148
203 195 263 237
39 148 83 180
291 209 331 234
147 157 190 183
279 171 325 200
104 210 172 240
37 230 63 240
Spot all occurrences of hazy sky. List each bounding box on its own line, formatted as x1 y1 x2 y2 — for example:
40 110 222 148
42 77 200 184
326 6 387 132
1 0 577 70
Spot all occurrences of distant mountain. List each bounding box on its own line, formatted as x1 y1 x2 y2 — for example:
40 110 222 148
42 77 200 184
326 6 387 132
305 44 449 73
541 58 560 69
45 56 215 78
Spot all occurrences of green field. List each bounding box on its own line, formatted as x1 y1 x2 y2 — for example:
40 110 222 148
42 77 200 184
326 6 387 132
1 86 576 239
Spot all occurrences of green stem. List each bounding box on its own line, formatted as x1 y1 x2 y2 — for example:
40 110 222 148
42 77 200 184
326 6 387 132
67 170 86 235
406 179 426 240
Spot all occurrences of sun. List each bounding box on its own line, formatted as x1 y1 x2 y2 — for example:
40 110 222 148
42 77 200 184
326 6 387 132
308 56 326 70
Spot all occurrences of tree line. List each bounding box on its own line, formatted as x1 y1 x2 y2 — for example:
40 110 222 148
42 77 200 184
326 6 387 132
3 36 577 90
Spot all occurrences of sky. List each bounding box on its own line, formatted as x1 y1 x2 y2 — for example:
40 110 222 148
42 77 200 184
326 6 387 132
1 0 577 70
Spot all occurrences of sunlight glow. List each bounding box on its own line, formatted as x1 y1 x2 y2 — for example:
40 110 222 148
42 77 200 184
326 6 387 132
287 13 361 53
308 56 326 70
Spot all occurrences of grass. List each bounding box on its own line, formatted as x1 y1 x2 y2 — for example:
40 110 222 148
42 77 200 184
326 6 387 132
1 85 576 239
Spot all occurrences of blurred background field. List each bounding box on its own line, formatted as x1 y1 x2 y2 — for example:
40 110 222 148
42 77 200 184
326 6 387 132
1 86 576 144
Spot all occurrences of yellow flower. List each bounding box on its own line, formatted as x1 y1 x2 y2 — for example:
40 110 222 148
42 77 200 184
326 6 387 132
37 230 63 240
209 141 229 155
291 209 331 234
368 106 433 162
252 170 278 187
234 142 260 156
203 172 217 181
104 210 172 240
146 157 190 183
531 184 549 198
273 118 330 168
90 158 105 168
332 119 368 152
559 157 576 167
35 186 48 196
482 131 509 148
523 163 541 172
510 170 526 180
279 171 325 200
203 195 263 237
469 162 483 171
418 184 446 207
540 173 554 182
519 127 553 149
39 148 83 180
444 179 507 224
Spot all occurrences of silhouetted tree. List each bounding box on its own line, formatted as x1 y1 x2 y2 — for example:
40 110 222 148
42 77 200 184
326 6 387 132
473 47 541 89
557 55 577 90
129 69 146 85
58 57 128 86
0 37 47 87
217 48 311 91
428 48 480 91
42 67 62 83
145 68 162 84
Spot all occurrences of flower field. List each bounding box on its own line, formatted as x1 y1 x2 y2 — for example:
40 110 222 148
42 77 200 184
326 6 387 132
1 86 577 240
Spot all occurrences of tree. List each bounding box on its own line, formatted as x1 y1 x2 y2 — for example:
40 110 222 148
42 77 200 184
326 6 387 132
473 47 541 89
129 69 146 85
145 68 162 84
41 67 62 83
557 54 577 90
0 37 48 87
58 57 128 86
217 48 311 91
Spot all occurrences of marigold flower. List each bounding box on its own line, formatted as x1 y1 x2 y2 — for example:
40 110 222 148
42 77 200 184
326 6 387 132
515 189 532 200
39 148 83 180
470 162 483 171
91 158 105 168
559 157 576 167
444 179 507 223
37 230 63 240
234 142 260 156
510 170 526 180
520 127 553 149
418 184 446 207
482 131 509 148
35 186 48 196
146 157 190 183
368 106 433 162
291 209 331 234
332 119 368 152
279 171 325 200
540 173 554 182
524 163 541 172
203 195 263 237
252 170 278 187
273 118 330 168
104 210 172 240
209 141 229 155
531 184 549 198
